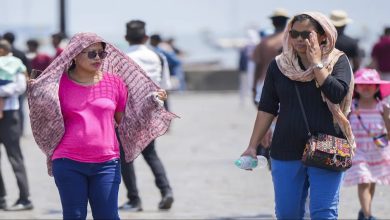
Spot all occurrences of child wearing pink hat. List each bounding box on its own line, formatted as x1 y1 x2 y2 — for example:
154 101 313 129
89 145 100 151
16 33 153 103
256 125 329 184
344 68 390 220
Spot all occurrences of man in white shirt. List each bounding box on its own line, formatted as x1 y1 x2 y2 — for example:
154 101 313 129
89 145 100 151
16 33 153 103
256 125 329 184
0 41 32 210
126 36 171 90
118 20 173 212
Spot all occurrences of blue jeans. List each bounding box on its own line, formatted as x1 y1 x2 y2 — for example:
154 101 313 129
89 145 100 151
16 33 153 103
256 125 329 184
271 158 344 220
52 158 121 220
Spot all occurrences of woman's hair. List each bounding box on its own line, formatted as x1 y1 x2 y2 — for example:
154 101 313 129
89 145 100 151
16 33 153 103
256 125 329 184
353 85 382 100
291 14 325 35
68 42 107 72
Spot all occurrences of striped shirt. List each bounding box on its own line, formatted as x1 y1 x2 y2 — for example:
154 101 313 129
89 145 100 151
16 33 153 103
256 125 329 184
344 100 390 185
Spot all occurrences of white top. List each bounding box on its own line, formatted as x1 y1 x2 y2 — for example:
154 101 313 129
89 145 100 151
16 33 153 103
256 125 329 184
127 45 171 90
0 73 26 110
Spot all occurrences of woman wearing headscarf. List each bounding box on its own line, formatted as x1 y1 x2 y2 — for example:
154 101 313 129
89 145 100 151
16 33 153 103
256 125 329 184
240 12 355 219
27 33 177 219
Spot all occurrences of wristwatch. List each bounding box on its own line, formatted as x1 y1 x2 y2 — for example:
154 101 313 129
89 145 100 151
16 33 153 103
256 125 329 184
314 62 324 70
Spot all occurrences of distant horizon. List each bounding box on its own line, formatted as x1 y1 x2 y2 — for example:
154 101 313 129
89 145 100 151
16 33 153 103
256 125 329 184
1 0 389 68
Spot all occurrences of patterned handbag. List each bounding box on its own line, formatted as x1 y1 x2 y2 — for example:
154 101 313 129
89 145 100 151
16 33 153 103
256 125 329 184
295 84 352 171
302 134 352 171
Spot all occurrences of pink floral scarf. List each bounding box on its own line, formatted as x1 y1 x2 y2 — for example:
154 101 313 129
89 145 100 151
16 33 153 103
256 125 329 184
275 12 356 150
27 33 178 175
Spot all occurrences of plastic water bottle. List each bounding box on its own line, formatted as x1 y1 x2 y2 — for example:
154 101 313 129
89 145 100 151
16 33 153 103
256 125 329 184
235 155 268 169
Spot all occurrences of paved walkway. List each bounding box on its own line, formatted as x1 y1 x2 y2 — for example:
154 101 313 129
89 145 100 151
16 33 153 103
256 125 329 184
1 92 389 219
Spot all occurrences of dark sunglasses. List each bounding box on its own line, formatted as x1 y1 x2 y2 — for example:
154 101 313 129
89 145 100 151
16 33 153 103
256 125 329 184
289 30 312 39
81 50 108 59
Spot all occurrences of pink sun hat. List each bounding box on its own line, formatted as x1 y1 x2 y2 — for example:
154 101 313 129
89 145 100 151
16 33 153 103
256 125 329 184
354 68 390 98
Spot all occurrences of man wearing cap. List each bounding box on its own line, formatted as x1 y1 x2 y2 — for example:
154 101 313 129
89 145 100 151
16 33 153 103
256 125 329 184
370 27 390 79
251 8 289 160
118 20 174 212
252 8 289 103
330 10 361 72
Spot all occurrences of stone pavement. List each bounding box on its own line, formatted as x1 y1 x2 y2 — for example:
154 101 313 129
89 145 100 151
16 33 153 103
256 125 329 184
1 92 389 219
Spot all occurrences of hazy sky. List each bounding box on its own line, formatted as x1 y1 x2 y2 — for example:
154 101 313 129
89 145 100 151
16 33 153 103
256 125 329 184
1 0 389 38
0 0 389 66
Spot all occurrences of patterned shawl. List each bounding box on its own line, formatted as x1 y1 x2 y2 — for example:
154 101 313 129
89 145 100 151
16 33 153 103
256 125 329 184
27 33 178 175
275 12 356 150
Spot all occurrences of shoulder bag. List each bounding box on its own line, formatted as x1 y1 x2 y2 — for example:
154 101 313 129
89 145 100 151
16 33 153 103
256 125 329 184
295 83 352 171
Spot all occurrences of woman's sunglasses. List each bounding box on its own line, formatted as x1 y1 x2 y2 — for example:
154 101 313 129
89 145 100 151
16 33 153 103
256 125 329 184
289 30 311 39
81 50 108 59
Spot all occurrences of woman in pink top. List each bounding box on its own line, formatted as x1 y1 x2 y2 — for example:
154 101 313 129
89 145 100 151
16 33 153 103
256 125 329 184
27 33 176 219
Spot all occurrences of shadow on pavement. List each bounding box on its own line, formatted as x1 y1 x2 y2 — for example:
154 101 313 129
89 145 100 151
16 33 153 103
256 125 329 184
44 209 63 214
216 213 274 220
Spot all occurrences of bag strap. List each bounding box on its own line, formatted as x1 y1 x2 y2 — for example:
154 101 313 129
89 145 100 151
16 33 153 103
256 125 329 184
295 83 353 148
354 101 373 135
354 100 386 137
294 83 311 137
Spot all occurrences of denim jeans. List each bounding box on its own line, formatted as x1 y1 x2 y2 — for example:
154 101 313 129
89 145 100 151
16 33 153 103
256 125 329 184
271 158 344 220
52 158 121 220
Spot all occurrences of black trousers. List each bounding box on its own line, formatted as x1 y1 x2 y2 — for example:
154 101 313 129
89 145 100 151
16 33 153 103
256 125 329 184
0 110 30 201
18 94 26 135
119 139 172 201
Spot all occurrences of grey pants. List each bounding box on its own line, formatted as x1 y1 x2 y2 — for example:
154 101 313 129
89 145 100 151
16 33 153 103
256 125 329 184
0 110 30 201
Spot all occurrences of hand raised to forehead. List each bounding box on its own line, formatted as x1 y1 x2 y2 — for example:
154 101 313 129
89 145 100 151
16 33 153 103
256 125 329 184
305 31 322 65
312 30 320 42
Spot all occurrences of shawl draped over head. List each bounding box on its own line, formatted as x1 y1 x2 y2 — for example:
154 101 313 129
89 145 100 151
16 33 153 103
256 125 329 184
27 32 178 175
275 12 356 150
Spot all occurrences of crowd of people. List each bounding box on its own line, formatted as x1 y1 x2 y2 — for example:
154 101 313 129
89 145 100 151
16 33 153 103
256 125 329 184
0 7 389 220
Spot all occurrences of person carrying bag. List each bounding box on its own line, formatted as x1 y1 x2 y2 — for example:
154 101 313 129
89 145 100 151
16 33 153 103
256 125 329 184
240 12 355 219
344 68 390 220
295 83 353 171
